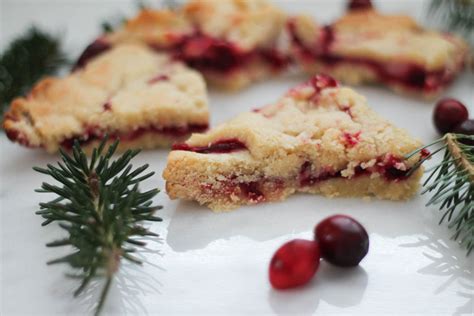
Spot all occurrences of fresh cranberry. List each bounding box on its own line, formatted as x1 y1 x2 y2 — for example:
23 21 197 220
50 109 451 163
453 119 474 146
269 239 321 289
348 0 373 11
73 38 111 71
433 98 469 134
315 215 369 267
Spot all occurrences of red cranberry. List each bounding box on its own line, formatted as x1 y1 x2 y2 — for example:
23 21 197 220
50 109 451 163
453 119 474 146
269 239 321 289
348 0 373 11
433 98 469 134
315 215 369 267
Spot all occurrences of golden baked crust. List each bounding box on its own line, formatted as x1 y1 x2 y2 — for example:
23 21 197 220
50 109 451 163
163 75 424 210
109 0 286 51
332 10 467 71
182 0 286 51
104 0 287 90
3 44 209 153
106 9 192 48
289 9 468 97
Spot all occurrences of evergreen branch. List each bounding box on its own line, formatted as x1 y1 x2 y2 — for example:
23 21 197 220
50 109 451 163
407 133 474 255
0 27 68 121
429 0 474 45
34 137 162 315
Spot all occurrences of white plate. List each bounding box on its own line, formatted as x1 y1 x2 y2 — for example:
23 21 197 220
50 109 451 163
1 1 473 315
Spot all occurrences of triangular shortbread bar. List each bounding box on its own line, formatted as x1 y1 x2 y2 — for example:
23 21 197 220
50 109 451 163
288 5 468 98
78 0 288 91
164 75 424 210
3 44 209 153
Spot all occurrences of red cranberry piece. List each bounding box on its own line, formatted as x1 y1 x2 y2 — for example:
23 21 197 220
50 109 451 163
383 63 427 88
148 74 169 84
310 74 339 92
177 35 243 73
315 215 369 267
73 38 111 71
453 119 474 146
433 98 469 134
348 0 373 11
269 239 321 290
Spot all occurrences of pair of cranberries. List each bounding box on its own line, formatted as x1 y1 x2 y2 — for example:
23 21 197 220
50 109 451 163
269 215 369 290
433 98 473 144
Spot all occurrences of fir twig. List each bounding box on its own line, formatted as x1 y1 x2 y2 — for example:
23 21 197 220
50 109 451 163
0 27 68 120
407 133 474 255
429 0 474 45
34 137 162 315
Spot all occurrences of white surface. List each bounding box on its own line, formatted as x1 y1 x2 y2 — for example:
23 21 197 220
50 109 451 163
1 1 474 315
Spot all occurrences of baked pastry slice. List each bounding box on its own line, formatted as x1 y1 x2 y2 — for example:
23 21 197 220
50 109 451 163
287 4 468 98
3 44 209 153
163 74 425 211
78 0 288 90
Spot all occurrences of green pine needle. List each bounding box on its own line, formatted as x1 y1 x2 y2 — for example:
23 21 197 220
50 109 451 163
407 133 474 255
429 0 474 45
34 137 162 315
0 27 68 121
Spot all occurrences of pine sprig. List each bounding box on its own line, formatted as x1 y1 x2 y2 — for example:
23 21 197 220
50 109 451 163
429 0 474 45
34 137 162 315
0 27 68 120
406 134 474 255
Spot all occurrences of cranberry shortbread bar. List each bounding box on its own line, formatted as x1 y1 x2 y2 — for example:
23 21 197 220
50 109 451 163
3 44 208 153
78 0 288 90
163 75 424 210
287 3 468 98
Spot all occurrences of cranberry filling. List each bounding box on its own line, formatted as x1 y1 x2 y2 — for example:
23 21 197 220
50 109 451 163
201 154 413 204
60 124 208 149
258 48 292 70
202 178 285 204
379 155 410 181
299 155 413 186
5 129 31 147
168 33 289 74
239 182 265 202
75 32 288 75
299 162 342 186
310 73 339 92
172 138 247 154
288 23 459 93
172 34 248 73
73 38 112 71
